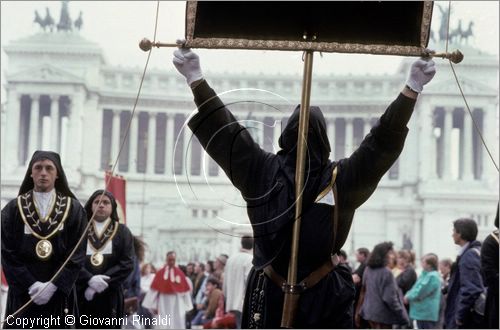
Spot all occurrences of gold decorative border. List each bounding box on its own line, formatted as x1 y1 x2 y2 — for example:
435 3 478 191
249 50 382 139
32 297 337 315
17 192 72 240
88 220 119 253
186 1 434 56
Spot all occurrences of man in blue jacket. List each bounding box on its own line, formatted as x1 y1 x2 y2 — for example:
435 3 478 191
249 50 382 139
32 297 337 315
445 218 485 329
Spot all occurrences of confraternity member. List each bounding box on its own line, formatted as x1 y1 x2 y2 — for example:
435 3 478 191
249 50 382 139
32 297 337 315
1 150 87 328
172 45 436 327
77 190 135 329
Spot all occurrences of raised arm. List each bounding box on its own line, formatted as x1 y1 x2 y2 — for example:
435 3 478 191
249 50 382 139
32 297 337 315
172 47 273 197
337 58 436 210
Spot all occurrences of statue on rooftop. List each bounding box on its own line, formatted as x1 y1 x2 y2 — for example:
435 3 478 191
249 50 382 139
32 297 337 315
57 0 73 32
74 11 83 31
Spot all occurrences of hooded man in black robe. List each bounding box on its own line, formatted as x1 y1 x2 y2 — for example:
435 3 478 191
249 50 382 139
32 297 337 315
77 190 134 328
1 150 87 328
172 47 436 328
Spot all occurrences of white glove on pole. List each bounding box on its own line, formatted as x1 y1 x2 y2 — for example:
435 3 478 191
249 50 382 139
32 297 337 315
405 58 436 93
84 287 96 301
172 40 203 86
88 274 110 293
31 282 57 305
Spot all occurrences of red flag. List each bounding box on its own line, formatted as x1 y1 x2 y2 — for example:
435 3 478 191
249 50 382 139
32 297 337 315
105 171 127 224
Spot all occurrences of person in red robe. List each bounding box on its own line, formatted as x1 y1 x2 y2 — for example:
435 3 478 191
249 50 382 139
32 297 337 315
142 251 192 329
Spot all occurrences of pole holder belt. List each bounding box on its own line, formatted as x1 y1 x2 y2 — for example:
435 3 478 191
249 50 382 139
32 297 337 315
263 257 337 294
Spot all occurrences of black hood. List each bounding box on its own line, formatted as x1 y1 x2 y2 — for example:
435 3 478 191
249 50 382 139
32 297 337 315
277 105 331 208
18 150 76 199
84 190 119 222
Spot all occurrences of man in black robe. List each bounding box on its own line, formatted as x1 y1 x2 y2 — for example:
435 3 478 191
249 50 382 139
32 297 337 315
77 190 134 328
1 150 87 328
172 47 436 328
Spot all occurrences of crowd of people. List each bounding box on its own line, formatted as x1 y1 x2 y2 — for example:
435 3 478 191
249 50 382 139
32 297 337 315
0 43 498 329
0 151 498 330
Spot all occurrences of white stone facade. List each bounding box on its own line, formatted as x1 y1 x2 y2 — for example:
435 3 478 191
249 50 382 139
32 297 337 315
1 32 498 266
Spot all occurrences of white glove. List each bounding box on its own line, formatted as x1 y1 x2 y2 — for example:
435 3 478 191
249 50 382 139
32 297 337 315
88 274 110 293
28 281 44 297
172 40 203 86
84 287 96 301
31 282 57 305
405 58 436 93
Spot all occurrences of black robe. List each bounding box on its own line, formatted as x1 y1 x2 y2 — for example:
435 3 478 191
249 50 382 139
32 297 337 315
481 230 499 329
188 80 415 328
76 222 134 328
1 193 87 329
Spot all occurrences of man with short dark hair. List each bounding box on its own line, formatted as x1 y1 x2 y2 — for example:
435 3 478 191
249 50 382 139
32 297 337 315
223 236 254 328
445 218 485 329
1 150 87 327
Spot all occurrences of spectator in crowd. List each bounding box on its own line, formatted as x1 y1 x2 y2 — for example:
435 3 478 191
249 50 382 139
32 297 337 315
388 250 400 277
187 262 197 286
223 236 253 328
481 209 499 329
138 263 156 329
396 249 417 327
213 254 228 287
396 250 417 297
123 236 146 316
356 242 409 328
191 277 224 327
338 250 352 273
445 218 485 329
438 258 453 328
404 253 442 329
206 260 215 277
352 247 370 329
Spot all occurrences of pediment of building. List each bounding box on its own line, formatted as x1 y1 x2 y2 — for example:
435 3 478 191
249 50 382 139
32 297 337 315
7 64 84 84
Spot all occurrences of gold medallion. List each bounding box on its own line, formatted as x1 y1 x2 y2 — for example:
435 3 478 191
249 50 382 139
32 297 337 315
90 252 104 267
36 239 52 260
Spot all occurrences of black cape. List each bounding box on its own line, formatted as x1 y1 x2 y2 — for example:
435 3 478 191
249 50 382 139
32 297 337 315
188 80 415 328
1 195 87 328
76 223 134 328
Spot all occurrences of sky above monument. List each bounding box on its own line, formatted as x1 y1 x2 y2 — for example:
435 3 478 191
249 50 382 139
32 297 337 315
1 1 498 103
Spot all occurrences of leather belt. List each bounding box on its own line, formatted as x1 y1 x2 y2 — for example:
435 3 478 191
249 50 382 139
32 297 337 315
263 255 338 293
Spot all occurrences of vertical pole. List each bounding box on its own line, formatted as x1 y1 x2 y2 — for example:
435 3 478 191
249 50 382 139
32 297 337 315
281 50 314 328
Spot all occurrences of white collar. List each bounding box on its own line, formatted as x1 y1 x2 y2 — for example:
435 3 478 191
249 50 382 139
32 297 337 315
33 189 55 218
94 217 111 236
458 242 470 256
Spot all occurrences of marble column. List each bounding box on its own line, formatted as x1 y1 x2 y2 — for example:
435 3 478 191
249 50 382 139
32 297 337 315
183 118 192 176
50 95 60 152
147 112 157 174
5 91 21 169
129 112 139 173
442 107 453 180
462 110 474 180
327 118 336 160
345 117 354 157
165 113 174 176
28 94 40 160
111 110 121 166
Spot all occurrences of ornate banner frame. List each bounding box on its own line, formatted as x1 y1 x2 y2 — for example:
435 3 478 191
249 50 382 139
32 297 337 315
185 1 434 57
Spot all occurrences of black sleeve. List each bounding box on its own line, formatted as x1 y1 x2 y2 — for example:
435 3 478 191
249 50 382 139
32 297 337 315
337 93 416 209
1 200 38 293
104 225 135 289
481 235 499 290
53 200 88 296
188 80 273 197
